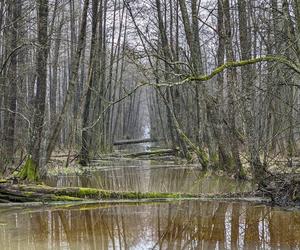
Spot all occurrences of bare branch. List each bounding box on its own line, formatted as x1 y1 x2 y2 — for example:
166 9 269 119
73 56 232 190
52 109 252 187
152 56 300 87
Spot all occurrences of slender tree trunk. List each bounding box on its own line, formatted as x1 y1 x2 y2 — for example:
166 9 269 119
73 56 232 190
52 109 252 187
50 15 64 125
178 0 209 168
213 0 232 169
80 0 99 166
155 0 177 150
237 0 264 179
223 0 243 177
46 0 89 164
3 0 20 163
28 0 49 177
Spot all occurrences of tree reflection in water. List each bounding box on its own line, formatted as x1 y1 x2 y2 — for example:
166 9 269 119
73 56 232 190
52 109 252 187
46 161 251 195
0 200 300 249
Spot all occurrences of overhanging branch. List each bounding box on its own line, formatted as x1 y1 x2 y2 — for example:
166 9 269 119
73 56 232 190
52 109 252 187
153 56 300 87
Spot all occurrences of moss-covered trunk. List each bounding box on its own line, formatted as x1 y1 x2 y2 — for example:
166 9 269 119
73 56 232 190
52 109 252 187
17 157 39 182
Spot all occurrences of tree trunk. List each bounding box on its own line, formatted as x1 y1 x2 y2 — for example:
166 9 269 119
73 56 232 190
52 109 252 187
3 0 21 164
50 14 64 125
28 0 49 177
79 0 99 166
46 0 89 165
223 0 243 178
237 0 264 180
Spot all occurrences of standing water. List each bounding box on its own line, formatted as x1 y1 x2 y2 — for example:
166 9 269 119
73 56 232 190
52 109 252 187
0 153 300 249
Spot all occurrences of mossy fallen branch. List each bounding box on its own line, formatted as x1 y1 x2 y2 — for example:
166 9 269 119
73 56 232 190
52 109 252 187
0 184 197 203
16 185 195 200
4 174 300 207
0 183 263 204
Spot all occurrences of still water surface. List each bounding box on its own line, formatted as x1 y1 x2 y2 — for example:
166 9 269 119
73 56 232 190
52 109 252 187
0 157 300 249
46 158 251 194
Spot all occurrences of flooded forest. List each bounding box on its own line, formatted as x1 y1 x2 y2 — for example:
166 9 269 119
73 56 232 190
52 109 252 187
1 0 300 249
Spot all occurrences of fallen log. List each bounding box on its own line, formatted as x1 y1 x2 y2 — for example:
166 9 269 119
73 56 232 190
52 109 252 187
124 149 178 158
0 183 197 203
113 138 159 145
0 183 265 204
1 173 299 207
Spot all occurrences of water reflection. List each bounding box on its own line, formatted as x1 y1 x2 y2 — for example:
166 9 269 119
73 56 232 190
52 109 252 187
0 201 299 249
47 160 251 194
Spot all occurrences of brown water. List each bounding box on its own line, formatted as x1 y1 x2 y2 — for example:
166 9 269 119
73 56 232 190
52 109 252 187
0 201 300 249
1 157 300 249
46 159 251 194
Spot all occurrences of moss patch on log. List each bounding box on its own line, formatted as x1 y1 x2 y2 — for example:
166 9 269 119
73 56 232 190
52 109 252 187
0 183 203 203
53 195 83 202
2 173 300 207
0 182 274 205
17 185 192 200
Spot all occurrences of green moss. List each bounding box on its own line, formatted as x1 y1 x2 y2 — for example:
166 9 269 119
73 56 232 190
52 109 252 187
14 184 201 202
196 147 209 169
24 191 34 196
75 188 191 200
54 195 83 201
76 188 118 199
225 156 236 171
78 187 101 197
210 153 220 169
143 192 182 199
99 190 111 198
188 56 300 83
0 179 7 183
238 167 247 180
17 156 39 182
